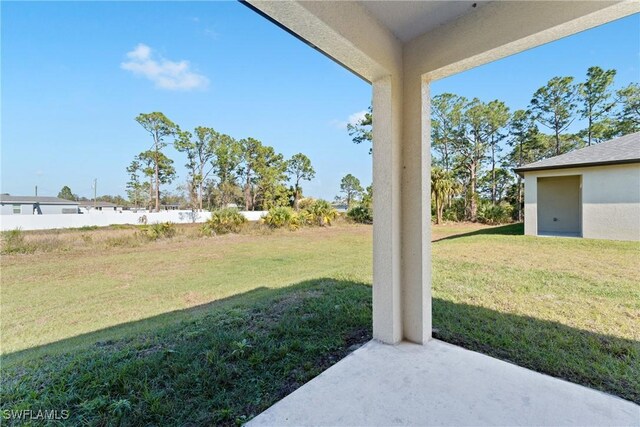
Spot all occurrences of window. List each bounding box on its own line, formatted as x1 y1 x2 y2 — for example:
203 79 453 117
12 204 21 214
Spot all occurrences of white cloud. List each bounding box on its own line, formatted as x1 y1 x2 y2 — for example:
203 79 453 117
348 110 368 125
121 44 209 91
330 110 368 130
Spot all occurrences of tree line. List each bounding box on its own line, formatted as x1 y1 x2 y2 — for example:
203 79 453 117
125 112 316 212
348 66 639 224
56 122 373 215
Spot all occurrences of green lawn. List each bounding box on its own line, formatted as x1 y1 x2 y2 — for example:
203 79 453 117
1 223 638 425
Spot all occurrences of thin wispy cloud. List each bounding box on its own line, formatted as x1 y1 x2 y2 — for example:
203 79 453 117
330 110 368 130
121 44 209 91
203 28 219 40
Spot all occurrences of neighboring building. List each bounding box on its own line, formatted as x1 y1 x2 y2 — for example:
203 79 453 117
515 132 640 241
78 201 122 212
332 202 348 213
0 195 79 215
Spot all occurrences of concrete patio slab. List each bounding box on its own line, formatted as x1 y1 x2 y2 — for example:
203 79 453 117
248 340 639 426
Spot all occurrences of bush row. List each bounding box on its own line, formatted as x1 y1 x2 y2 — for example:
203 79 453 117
202 200 341 234
1 201 371 254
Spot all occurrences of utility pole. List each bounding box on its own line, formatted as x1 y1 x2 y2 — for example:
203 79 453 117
35 185 38 197
93 178 97 209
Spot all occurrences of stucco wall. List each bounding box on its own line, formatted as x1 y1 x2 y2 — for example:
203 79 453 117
523 164 640 241
582 164 640 241
0 210 267 231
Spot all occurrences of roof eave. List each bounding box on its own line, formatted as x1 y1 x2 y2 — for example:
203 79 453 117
513 158 640 176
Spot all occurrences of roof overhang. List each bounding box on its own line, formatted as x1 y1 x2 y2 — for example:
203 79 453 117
514 159 640 176
243 1 639 83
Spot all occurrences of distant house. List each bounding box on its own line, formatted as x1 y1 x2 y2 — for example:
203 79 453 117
515 132 640 241
78 201 122 212
0 195 79 215
332 203 348 213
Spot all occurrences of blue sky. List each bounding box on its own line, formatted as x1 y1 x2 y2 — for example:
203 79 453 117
1 3 638 200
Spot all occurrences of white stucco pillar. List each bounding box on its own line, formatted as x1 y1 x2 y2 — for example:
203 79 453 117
372 72 431 345
400 74 432 344
372 75 403 344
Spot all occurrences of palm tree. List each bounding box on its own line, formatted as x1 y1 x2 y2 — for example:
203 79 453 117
431 167 459 224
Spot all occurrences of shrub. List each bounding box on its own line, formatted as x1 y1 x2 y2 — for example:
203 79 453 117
263 207 303 230
138 222 177 240
346 205 373 224
440 198 465 223
297 197 315 211
304 200 338 226
442 207 459 222
202 208 247 235
477 201 514 225
1 228 33 254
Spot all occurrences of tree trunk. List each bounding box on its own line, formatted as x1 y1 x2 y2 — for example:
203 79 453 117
444 143 449 172
469 164 478 222
491 141 496 204
149 178 154 211
244 170 251 211
198 164 204 211
154 135 160 212
435 197 443 225
554 116 561 156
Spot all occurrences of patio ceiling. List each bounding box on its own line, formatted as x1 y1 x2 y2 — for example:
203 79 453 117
245 1 638 82
359 1 489 43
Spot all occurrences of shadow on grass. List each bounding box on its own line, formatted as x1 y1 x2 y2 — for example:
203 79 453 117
433 298 639 404
1 278 637 426
1 279 372 426
433 222 524 242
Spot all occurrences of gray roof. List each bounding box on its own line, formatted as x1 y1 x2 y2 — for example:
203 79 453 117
0 195 79 205
514 132 640 174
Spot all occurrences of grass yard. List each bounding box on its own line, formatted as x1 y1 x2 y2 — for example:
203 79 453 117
1 222 638 424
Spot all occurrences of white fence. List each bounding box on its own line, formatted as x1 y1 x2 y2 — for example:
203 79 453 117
0 210 267 231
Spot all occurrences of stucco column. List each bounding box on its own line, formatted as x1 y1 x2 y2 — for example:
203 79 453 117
372 75 403 344
372 73 431 345
400 74 431 344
